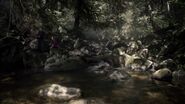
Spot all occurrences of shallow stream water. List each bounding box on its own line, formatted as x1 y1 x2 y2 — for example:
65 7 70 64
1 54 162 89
0 71 185 104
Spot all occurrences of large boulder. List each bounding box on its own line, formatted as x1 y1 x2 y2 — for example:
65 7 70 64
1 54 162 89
151 68 172 82
38 84 81 101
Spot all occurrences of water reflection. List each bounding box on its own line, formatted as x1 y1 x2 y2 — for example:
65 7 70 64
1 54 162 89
0 71 185 104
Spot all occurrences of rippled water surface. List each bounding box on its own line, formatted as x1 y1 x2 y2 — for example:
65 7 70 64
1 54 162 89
0 71 185 104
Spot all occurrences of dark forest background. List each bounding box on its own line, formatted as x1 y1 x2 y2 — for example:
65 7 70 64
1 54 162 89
0 0 185 74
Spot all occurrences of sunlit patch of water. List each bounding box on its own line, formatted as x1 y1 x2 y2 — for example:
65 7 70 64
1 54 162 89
0 71 185 104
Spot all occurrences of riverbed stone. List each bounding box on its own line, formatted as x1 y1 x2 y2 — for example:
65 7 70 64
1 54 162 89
38 84 81 101
151 68 172 82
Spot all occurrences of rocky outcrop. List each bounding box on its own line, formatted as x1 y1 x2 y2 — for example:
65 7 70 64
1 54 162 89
87 61 130 81
118 48 140 67
38 84 81 101
151 68 172 82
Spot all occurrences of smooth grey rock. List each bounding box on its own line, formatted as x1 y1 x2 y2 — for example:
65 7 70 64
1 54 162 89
151 68 172 82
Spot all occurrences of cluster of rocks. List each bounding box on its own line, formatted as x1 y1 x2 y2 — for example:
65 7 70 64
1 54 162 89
87 61 131 82
147 58 183 83
150 67 185 87
117 48 184 84
118 51 174 72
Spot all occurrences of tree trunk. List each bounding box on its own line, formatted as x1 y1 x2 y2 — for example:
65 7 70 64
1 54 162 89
74 0 82 30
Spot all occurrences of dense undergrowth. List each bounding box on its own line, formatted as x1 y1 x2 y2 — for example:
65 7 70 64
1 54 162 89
0 0 185 74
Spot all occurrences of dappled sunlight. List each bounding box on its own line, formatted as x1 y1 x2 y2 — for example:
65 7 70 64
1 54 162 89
0 77 13 83
130 73 150 80
146 92 164 99
1 0 185 104
1 69 185 104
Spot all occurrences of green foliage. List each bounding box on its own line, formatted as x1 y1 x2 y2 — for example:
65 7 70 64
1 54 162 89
0 0 185 72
